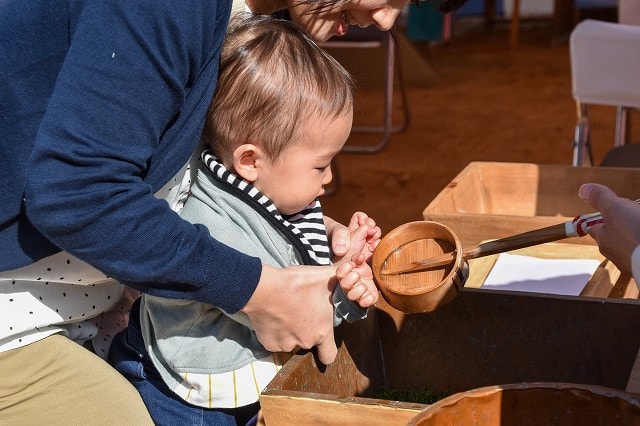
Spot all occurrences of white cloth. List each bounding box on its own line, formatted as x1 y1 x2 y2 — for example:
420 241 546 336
632 245 640 288
482 253 600 296
172 352 291 408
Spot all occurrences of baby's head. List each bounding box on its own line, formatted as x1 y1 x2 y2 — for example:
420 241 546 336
203 14 354 168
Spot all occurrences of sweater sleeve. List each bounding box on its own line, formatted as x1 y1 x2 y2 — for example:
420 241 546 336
24 0 259 313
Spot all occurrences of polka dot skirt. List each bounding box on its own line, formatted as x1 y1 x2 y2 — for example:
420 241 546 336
0 155 196 356
0 252 124 353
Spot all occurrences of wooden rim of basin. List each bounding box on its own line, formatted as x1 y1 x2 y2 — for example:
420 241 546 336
372 221 465 313
407 382 640 426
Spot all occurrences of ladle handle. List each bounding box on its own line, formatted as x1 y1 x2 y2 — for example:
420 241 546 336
463 209 608 261
381 212 603 274
461 222 569 261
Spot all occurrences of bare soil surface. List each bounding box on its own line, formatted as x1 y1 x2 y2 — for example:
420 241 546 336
321 21 621 236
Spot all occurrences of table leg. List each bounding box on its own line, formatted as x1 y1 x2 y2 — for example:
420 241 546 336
553 0 576 43
509 0 521 48
484 0 496 28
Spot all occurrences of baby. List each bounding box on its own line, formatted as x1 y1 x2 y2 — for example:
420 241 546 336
113 14 381 424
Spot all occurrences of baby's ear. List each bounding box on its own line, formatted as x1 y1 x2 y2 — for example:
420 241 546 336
232 143 261 182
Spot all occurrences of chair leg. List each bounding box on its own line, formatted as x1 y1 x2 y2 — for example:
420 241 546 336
573 117 593 166
342 31 410 154
510 0 521 48
614 106 630 148
395 45 410 134
572 102 593 166
330 27 412 192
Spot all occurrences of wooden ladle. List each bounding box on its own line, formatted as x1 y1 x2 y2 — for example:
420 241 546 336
380 211 603 275
372 212 606 314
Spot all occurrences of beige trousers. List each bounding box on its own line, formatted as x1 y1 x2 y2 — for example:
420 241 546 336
0 334 153 425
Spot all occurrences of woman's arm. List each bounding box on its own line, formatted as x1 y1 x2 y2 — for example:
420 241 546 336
24 1 262 312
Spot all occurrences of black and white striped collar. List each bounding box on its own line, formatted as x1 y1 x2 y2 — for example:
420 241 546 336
201 150 330 265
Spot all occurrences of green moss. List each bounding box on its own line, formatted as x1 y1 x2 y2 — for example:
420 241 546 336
375 387 452 405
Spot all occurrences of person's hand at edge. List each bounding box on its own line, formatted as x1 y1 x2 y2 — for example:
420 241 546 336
579 183 640 274
241 264 338 365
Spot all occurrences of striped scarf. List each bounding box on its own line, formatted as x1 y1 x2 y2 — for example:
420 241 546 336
201 150 330 266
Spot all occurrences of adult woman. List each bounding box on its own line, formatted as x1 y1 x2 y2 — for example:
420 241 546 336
0 0 465 422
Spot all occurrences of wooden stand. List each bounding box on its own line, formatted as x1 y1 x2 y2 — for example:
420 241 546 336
262 292 640 425
260 162 640 424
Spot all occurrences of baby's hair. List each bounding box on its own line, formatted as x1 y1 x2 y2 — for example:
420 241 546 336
204 14 354 163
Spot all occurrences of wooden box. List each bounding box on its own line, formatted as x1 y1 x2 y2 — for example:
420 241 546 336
261 162 640 425
422 162 640 247
261 293 640 425
422 161 639 300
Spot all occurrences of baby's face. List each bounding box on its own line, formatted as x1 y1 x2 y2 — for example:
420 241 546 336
254 108 352 215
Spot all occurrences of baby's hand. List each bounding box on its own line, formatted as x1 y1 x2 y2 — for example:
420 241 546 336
334 212 381 265
336 258 379 308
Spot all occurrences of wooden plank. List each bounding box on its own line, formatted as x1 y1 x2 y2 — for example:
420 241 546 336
610 273 639 299
424 162 640 219
266 312 385 397
260 393 424 426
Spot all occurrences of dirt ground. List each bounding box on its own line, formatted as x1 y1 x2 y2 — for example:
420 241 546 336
320 20 622 236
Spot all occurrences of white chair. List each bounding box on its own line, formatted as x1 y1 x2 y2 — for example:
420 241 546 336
569 19 640 166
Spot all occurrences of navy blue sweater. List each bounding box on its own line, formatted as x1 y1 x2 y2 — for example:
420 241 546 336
0 0 261 313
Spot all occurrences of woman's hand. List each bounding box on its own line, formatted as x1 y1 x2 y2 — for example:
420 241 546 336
241 264 339 365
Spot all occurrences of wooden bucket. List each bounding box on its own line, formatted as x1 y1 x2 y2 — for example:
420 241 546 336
407 382 640 425
372 221 468 313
